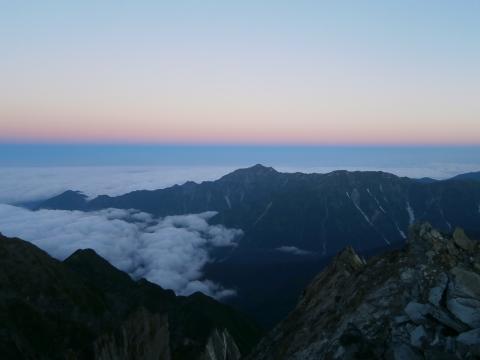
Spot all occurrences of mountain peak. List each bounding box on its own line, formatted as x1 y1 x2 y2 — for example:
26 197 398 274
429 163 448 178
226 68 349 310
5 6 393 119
67 247 103 261
238 164 277 174
37 190 88 210
64 248 134 290
250 163 275 171
220 164 278 182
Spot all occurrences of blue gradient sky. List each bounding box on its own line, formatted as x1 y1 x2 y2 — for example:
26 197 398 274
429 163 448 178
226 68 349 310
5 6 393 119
1 144 479 168
1 1 480 145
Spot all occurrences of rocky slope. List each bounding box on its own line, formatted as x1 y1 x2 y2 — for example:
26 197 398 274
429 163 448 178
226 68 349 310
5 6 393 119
0 233 261 359
248 224 480 359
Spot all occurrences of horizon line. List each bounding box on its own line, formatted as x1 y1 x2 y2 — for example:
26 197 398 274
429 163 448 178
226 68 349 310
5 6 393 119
2 140 480 148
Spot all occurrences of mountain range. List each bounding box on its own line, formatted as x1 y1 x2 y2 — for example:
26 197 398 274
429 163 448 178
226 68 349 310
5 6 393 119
33 165 480 327
36 165 480 255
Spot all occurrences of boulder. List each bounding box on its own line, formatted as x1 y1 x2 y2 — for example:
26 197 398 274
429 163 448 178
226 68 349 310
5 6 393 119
404 301 429 324
447 298 480 328
428 273 448 307
449 267 480 299
410 325 427 348
427 306 469 333
457 328 480 346
453 228 475 252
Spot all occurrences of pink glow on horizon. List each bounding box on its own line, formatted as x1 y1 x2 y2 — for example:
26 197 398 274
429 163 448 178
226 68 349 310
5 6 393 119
2 123 479 146
2 2 480 146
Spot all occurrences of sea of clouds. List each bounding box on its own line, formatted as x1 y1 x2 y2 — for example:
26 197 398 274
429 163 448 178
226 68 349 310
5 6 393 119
0 204 241 299
0 166 237 204
0 162 479 300
1 163 479 205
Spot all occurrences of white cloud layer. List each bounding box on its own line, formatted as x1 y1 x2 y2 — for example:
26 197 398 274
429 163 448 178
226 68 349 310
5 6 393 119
0 166 236 204
276 246 315 256
0 204 242 299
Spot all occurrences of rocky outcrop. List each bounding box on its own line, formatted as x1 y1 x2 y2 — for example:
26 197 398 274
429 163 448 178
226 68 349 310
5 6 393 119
201 328 241 360
94 308 171 360
249 223 480 359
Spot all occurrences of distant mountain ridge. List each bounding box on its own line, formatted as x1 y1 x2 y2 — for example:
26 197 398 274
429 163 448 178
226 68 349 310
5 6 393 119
37 165 480 257
450 171 480 182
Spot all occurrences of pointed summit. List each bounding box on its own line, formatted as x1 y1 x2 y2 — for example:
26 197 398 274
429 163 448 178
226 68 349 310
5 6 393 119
64 248 134 292
37 190 88 210
219 164 278 183
334 246 366 271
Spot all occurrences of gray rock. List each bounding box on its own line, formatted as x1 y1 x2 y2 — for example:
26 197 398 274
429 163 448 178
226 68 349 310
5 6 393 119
394 315 410 324
94 308 171 360
427 305 469 333
389 343 423 360
410 325 427 348
429 287 444 307
202 328 241 360
428 273 448 307
449 267 480 299
453 228 475 252
247 224 480 360
400 268 416 282
336 246 365 271
447 298 480 328
404 301 429 323
457 328 480 346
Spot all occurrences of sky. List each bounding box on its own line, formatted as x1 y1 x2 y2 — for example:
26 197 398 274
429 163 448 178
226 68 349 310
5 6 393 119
1 1 480 145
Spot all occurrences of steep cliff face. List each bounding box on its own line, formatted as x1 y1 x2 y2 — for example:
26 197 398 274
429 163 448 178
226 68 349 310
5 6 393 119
93 308 171 360
249 224 480 359
201 328 241 360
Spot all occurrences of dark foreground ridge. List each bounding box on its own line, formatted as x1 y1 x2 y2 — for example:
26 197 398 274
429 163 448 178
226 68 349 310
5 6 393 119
248 224 480 359
0 233 261 360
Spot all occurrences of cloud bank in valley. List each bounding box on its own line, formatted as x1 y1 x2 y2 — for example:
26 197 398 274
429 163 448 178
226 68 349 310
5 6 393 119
0 204 242 298
276 246 315 256
0 166 236 204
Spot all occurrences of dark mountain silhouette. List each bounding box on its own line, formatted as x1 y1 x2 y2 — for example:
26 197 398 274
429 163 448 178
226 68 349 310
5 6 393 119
37 165 480 255
0 233 261 359
450 171 480 182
